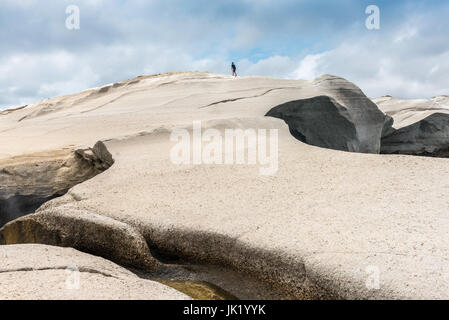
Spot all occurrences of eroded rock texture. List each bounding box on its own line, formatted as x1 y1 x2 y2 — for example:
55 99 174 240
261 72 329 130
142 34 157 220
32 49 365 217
375 95 449 156
266 96 360 152
0 244 189 300
310 75 389 153
1 72 449 300
0 141 113 227
381 113 449 156
266 76 390 153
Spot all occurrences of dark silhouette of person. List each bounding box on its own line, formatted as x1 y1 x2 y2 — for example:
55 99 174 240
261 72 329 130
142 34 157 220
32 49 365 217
231 62 237 77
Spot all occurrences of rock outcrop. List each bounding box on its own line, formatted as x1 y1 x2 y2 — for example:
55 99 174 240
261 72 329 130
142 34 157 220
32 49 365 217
0 141 113 227
0 206 158 271
1 72 449 299
375 95 449 156
0 244 190 300
381 113 449 156
265 76 390 153
310 75 388 153
266 96 360 152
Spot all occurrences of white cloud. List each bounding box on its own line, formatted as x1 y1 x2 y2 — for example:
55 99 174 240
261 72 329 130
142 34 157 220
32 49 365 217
0 45 230 109
289 14 449 98
0 51 100 108
0 1 448 108
237 56 297 78
394 27 417 43
292 54 324 80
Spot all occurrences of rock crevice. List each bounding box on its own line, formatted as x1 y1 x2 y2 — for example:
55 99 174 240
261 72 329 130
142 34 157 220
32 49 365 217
0 141 114 227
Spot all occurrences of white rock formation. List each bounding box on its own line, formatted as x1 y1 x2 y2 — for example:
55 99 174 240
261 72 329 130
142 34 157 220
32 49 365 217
1 72 449 299
374 95 449 129
375 95 449 156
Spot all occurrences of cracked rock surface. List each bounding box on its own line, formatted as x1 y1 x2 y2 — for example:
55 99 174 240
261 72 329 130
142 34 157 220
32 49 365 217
0 244 190 300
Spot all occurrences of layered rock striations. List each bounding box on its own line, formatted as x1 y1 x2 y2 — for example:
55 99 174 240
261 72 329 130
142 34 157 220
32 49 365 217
375 95 449 156
0 141 113 227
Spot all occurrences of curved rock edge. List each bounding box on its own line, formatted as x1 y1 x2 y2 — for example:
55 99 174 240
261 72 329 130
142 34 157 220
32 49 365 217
0 208 338 299
0 131 407 300
0 208 158 271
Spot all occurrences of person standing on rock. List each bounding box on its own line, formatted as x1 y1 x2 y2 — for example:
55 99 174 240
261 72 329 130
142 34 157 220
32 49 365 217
231 62 237 77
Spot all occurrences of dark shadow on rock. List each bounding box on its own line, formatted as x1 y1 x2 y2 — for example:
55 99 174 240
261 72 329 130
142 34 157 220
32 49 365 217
266 96 360 152
0 194 63 227
0 141 114 227
381 113 449 157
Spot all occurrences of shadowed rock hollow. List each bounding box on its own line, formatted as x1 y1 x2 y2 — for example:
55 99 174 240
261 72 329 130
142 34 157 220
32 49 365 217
265 75 391 154
266 96 360 152
0 141 113 227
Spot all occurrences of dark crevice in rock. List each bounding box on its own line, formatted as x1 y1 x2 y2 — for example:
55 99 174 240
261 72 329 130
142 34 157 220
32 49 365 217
381 115 395 138
137 227 336 300
0 209 158 271
0 266 118 279
0 141 114 227
147 242 183 264
199 87 301 109
0 194 64 228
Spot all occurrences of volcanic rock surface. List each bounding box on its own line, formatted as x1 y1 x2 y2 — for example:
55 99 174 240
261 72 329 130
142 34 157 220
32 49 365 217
375 95 449 156
0 244 190 300
0 141 113 227
266 96 360 152
1 72 449 299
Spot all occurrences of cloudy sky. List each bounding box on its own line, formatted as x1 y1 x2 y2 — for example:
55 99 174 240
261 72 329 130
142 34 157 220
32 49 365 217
0 0 448 109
